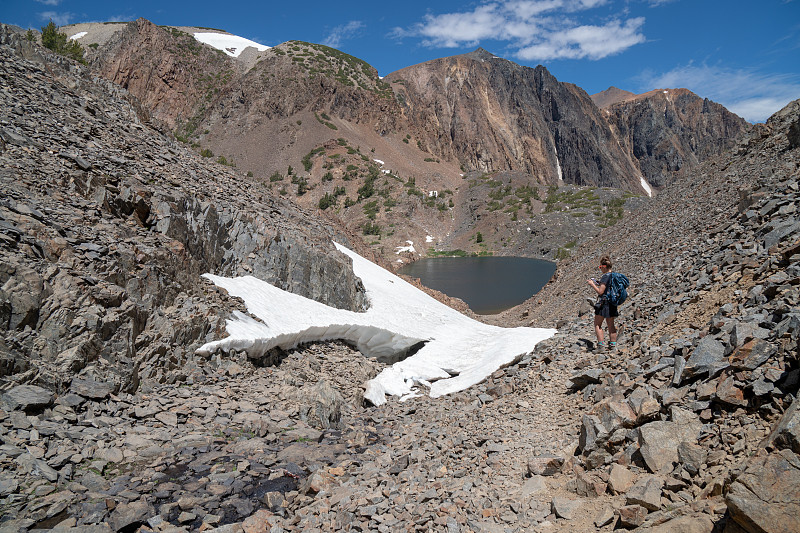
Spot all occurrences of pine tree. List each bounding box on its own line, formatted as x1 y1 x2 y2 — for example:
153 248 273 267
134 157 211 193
40 20 86 64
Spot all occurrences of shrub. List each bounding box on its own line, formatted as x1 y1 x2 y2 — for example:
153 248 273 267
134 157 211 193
363 221 381 235
200 148 214 158
322 171 334 182
476 232 483 243
363 200 379 219
318 192 336 210
344 197 355 208
269 171 284 182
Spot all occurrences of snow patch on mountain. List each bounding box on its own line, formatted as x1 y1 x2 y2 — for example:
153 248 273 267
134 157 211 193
640 176 653 197
193 32 270 57
198 243 555 405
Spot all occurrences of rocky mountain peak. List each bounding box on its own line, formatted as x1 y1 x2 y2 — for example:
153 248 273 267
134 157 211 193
590 86 637 108
463 47 497 61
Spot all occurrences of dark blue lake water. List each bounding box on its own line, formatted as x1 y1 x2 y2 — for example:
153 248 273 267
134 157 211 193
399 256 556 315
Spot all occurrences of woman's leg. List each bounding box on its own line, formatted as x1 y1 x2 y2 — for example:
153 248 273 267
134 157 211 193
606 317 617 343
594 315 605 343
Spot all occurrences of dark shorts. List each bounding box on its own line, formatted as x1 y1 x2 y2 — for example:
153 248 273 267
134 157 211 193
595 300 618 318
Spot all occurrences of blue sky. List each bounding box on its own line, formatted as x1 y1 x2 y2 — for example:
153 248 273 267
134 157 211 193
3 0 799 122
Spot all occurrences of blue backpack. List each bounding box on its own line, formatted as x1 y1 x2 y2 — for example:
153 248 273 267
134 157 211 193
606 272 629 306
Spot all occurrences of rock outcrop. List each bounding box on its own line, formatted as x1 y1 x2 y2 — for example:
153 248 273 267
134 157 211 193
594 87 751 187
0 26 367 395
389 49 645 191
94 18 238 129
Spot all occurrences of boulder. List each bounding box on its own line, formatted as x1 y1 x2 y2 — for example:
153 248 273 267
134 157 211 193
616 504 648 529
684 336 727 380
568 369 602 390
627 388 660 424
107 501 154 532
576 470 607 497
70 377 114 400
763 395 800 455
579 414 608 453
677 442 707 476
729 339 776 371
299 380 344 430
625 475 664 511
714 375 748 407
527 454 564 476
725 449 800 533
1 385 53 412
638 408 702 473
551 496 581 520
592 398 637 432
608 464 635 494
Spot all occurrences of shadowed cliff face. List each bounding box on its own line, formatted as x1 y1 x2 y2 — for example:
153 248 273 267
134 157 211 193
595 88 751 187
388 49 645 192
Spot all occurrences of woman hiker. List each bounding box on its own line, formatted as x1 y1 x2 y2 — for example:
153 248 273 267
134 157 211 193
588 255 618 351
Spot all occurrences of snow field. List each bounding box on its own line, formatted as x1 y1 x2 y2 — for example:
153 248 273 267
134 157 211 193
193 32 270 57
198 242 556 405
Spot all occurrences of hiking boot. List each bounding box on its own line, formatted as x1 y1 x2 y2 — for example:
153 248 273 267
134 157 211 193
608 341 617 351
594 341 604 352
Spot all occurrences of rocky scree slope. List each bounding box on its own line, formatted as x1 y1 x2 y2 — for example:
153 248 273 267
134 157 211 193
0 26 369 395
502 98 800 531
594 88 750 188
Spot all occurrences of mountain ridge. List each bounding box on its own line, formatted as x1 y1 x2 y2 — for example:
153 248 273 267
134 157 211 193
25 19 750 265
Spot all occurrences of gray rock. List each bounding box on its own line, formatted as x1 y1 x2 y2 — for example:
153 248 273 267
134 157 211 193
70 377 114 400
730 322 770 347
625 475 663 511
551 496 581 520
729 338 776 371
683 336 726 380
594 506 615 528
677 442 707 475
579 414 608 453
568 369 602 390
299 380 344 430
726 449 800 533
526 454 564 476
518 475 547 498
764 395 800 454
616 504 648 528
1 385 53 412
638 408 702 473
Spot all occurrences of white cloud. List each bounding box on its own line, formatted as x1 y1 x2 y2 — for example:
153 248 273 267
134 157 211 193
395 1 645 61
321 21 364 49
38 11 74 26
517 17 645 60
639 63 800 123
35 0 61 6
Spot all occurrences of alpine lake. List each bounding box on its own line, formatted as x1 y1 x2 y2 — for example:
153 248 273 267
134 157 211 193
398 256 557 315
